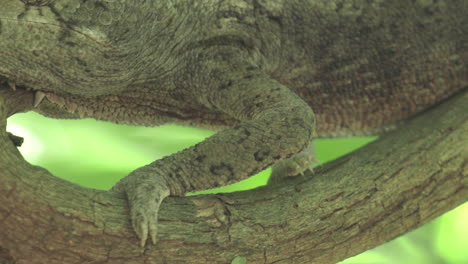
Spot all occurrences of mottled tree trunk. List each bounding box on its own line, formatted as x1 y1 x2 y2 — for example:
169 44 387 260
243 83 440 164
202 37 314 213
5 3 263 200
0 84 466 264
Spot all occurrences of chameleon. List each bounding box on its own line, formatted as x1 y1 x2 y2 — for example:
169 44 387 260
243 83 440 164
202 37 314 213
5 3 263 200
0 0 466 247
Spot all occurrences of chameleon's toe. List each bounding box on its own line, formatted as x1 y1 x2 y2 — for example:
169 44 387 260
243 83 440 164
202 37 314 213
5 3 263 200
131 204 159 246
130 183 169 247
131 209 149 247
269 143 318 183
112 172 170 247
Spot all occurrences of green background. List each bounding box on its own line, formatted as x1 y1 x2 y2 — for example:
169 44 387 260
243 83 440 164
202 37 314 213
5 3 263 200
7 112 467 264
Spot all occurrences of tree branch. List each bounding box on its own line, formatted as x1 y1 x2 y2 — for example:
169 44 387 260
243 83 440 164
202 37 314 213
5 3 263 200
0 88 467 264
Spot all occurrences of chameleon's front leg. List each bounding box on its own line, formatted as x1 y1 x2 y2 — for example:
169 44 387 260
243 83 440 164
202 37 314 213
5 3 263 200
112 48 316 246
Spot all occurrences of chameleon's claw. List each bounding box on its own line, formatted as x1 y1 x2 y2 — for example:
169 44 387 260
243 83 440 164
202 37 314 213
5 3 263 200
148 213 158 245
133 208 158 247
132 211 148 247
112 171 170 247
269 143 318 183
138 225 148 248
0 77 16 91
7 80 16 91
33 91 46 107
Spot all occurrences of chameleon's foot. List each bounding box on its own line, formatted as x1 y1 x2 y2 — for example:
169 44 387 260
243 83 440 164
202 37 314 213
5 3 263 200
268 143 318 184
111 170 170 247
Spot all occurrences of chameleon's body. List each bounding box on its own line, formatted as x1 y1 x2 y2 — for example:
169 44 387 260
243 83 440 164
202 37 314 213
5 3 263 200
0 0 466 246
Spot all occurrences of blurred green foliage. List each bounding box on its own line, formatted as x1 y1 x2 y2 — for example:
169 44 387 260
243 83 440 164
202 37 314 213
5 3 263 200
7 112 467 264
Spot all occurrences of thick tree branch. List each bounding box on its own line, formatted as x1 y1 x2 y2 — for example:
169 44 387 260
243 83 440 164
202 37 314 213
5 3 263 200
0 88 467 264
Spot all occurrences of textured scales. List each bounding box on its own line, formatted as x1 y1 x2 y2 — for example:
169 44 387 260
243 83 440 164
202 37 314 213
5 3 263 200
0 0 466 247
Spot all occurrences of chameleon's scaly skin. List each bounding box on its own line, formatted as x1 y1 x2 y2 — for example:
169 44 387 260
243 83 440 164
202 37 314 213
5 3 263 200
1 0 466 246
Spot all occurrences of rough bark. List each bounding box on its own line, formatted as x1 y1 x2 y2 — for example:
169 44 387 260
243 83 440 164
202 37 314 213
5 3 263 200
0 87 466 264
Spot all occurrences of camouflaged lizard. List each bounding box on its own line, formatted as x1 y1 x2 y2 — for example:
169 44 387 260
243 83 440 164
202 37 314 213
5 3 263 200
0 0 466 247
